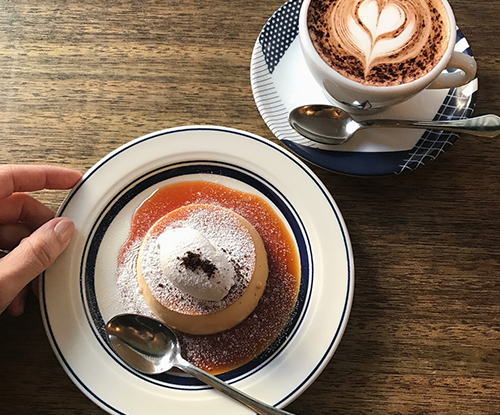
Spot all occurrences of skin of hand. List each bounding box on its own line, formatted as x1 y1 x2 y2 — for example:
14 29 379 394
0 165 82 316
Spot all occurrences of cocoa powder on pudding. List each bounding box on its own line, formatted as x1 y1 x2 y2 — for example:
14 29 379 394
179 251 218 279
115 180 301 374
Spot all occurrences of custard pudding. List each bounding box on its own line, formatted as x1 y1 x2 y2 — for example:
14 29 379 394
116 180 300 374
137 203 269 335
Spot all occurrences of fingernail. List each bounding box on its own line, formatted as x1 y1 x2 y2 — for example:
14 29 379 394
54 218 75 241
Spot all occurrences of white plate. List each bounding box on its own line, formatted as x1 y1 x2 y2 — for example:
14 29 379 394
250 0 478 175
41 126 354 415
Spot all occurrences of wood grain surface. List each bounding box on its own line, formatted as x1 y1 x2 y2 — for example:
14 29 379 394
0 1 498 414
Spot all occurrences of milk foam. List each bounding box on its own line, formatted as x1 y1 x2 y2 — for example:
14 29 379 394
308 0 450 86
157 227 235 301
351 0 415 71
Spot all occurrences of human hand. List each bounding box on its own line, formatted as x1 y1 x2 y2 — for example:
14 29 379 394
0 165 82 316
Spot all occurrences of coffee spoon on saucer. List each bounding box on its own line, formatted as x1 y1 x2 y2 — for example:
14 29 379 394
106 313 297 415
289 104 500 145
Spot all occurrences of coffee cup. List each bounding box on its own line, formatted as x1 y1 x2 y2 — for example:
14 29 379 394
299 0 477 113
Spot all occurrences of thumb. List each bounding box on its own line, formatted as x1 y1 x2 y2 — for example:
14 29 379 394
0 217 75 313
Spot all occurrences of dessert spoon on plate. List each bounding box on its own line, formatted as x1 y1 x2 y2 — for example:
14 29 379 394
107 313 297 415
289 104 500 145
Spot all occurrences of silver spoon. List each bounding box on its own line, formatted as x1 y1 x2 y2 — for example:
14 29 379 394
106 314 296 415
289 104 500 145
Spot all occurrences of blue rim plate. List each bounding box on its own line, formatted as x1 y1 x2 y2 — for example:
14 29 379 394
250 0 478 176
40 126 354 415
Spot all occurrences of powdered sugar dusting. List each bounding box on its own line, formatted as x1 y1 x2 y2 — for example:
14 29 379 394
140 205 256 314
157 227 235 301
116 238 154 317
115 180 301 374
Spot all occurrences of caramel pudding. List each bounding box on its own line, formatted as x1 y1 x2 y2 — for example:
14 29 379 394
116 180 300 374
137 203 269 335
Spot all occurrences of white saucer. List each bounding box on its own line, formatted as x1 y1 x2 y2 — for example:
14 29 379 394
250 0 478 176
40 126 354 415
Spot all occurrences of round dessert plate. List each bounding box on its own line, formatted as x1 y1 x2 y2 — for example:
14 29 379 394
250 0 478 176
40 126 354 415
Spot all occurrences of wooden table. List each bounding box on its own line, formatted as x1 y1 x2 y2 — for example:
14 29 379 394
0 1 498 414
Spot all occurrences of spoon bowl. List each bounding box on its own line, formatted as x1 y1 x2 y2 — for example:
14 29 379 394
107 314 178 374
289 104 500 145
289 105 357 145
106 314 295 415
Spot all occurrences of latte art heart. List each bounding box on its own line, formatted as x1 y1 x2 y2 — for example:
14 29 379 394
308 0 450 86
349 0 416 73
341 0 429 75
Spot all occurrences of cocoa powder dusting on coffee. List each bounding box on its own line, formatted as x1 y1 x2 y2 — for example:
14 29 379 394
307 0 450 86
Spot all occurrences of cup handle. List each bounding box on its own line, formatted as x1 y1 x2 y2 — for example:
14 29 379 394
428 51 477 89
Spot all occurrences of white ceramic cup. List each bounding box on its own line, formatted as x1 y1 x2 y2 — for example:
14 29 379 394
299 0 477 113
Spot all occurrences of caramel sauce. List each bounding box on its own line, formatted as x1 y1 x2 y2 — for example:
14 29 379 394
117 180 300 375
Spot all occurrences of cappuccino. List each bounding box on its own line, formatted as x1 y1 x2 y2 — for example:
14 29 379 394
307 0 450 86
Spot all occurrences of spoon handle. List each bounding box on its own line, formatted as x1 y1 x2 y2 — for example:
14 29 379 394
361 114 500 137
176 357 296 415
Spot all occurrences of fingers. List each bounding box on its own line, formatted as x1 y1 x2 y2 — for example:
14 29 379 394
0 193 56 229
0 165 81 315
0 165 82 200
0 217 75 314
0 223 32 250
6 285 30 317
